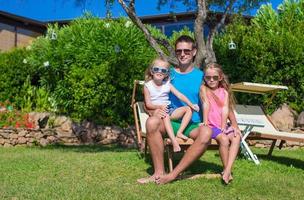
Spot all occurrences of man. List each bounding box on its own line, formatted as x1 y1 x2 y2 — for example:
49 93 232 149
138 35 240 184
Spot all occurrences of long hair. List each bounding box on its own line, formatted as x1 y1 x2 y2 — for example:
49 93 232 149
144 57 170 82
204 63 236 110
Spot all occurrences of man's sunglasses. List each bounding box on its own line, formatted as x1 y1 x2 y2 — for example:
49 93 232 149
175 49 192 56
151 66 169 74
204 75 220 81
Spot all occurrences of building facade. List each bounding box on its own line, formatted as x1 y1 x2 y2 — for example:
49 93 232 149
0 11 46 52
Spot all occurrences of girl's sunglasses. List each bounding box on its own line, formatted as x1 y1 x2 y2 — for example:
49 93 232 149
205 75 219 81
151 66 169 74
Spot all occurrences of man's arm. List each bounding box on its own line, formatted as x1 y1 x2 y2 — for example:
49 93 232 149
170 84 199 112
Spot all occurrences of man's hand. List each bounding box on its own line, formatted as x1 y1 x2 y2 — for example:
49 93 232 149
191 104 200 112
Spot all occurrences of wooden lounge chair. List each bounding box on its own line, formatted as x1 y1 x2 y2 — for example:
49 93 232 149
231 82 304 164
234 104 304 162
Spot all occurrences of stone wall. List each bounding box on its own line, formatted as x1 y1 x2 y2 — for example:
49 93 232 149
0 125 303 149
0 108 303 149
0 125 137 148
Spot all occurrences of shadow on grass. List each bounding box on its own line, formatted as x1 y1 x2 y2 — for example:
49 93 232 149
143 152 222 175
35 143 137 153
259 154 304 170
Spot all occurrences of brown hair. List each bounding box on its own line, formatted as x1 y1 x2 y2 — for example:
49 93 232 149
175 35 196 49
204 63 236 110
144 57 170 82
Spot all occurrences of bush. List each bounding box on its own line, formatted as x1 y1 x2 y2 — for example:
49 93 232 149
22 16 159 126
0 48 35 104
214 1 304 113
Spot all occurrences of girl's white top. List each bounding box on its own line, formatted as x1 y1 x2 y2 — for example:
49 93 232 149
145 80 171 105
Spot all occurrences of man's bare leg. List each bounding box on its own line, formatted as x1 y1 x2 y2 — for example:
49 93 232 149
156 125 212 184
137 116 166 184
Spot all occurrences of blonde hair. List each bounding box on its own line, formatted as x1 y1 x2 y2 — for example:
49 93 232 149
144 57 170 82
204 63 236 110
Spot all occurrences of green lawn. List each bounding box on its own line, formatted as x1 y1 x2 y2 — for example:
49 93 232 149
0 145 303 200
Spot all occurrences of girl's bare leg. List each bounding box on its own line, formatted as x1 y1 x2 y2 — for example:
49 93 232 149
222 133 241 183
215 134 229 169
163 115 181 152
170 106 192 140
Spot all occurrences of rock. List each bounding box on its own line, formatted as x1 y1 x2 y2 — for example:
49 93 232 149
118 127 136 148
10 134 18 139
255 143 265 148
42 129 55 136
0 138 5 144
0 132 10 139
112 126 123 135
34 131 44 139
81 120 97 130
286 141 301 147
18 130 28 137
47 135 57 143
297 111 304 128
99 138 116 145
29 112 51 129
17 137 27 144
27 142 34 147
54 116 70 128
3 143 12 147
39 138 48 147
270 104 296 131
97 128 110 140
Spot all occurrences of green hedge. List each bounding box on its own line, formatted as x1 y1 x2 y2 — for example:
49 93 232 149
0 16 162 126
214 0 304 113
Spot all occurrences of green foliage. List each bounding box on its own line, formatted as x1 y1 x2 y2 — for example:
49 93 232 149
214 0 304 113
24 16 158 126
0 48 35 103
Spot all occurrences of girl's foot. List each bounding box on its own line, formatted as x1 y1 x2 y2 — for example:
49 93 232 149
176 133 189 140
221 171 233 181
221 171 233 185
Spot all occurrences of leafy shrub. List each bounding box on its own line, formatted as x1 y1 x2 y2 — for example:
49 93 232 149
22 16 159 126
0 48 35 104
214 0 304 113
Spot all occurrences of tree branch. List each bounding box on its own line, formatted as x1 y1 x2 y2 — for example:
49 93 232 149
118 0 178 66
155 38 175 59
194 0 208 68
205 0 236 65
129 0 135 14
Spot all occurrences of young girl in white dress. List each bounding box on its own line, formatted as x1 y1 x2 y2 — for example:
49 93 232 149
144 57 199 152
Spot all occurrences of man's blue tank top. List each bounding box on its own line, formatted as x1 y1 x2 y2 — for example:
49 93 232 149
169 67 204 123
